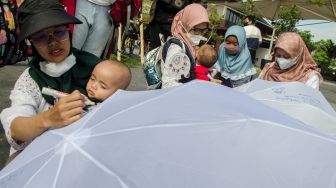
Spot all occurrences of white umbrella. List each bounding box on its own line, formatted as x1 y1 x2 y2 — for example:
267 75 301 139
236 79 336 138
1 81 336 188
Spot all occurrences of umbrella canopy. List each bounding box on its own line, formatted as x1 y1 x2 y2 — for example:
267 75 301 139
1 81 336 188
220 0 336 21
236 79 336 138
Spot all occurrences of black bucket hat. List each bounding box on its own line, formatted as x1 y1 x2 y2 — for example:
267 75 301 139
18 0 82 42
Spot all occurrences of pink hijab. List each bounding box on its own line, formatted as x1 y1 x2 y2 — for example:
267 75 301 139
171 3 209 58
262 32 322 83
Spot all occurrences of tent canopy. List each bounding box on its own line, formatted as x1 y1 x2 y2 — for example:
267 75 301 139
219 0 336 21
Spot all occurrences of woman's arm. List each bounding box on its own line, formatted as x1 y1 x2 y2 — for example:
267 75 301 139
10 91 84 142
305 73 321 90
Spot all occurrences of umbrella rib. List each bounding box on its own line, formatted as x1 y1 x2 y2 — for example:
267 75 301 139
73 119 252 139
22 153 58 188
70 142 131 188
296 5 334 21
250 118 336 142
0 143 61 179
74 83 199 134
331 0 336 17
52 143 68 188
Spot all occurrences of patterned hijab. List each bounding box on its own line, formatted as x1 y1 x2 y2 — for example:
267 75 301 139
216 25 255 79
261 32 322 83
171 3 209 58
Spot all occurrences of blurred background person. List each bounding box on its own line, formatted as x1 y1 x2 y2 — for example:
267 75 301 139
243 15 262 65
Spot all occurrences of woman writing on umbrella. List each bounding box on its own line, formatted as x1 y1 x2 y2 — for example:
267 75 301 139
0 0 100 158
259 32 322 90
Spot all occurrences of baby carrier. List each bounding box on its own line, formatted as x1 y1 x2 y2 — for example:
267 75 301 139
143 37 195 89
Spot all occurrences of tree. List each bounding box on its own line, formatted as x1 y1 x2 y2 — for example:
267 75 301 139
312 39 336 80
298 30 315 52
273 5 300 36
208 3 225 42
240 0 255 17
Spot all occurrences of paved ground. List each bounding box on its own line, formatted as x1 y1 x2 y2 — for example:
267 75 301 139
0 61 335 169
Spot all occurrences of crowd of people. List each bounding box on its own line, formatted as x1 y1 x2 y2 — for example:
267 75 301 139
0 0 324 165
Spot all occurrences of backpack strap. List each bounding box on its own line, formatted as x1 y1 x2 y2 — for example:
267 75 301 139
161 38 196 82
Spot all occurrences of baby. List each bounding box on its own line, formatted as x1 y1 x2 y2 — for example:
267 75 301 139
86 60 132 102
195 44 222 84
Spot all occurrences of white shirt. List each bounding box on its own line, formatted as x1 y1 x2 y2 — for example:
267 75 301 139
1 54 77 155
1 69 51 155
244 25 262 43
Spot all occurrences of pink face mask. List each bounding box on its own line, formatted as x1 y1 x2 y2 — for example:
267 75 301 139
224 43 240 55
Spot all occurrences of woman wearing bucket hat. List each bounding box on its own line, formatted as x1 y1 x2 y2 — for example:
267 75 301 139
0 0 100 158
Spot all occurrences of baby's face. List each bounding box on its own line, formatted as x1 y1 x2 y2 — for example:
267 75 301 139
86 66 118 101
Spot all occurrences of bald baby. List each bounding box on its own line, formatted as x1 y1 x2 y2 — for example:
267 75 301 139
86 60 132 101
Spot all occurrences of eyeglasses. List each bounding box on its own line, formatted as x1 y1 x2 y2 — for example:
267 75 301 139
190 27 209 35
30 26 69 47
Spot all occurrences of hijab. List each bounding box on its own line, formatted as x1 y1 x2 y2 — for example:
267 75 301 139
216 25 255 80
171 3 209 58
261 32 322 83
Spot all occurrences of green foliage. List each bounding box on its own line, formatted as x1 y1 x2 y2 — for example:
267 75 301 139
240 0 255 17
208 3 224 41
312 39 336 80
298 31 315 52
274 5 300 36
110 54 141 68
306 0 326 6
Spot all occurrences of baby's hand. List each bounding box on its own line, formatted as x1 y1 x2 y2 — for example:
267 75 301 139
210 78 222 84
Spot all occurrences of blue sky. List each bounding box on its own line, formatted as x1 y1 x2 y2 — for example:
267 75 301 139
296 20 336 42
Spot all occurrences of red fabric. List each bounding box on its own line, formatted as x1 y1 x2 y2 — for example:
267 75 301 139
60 0 76 32
195 65 211 81
110 0 142 24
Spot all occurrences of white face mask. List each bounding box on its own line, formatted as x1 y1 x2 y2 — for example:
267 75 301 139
39 54 76 77
186 33 208 46
276 57 297 70
276 47 303 70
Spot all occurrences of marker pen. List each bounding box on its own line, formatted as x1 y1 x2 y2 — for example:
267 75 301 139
41 87 95 106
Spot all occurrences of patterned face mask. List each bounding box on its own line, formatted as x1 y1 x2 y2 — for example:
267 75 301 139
224 43 240 55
